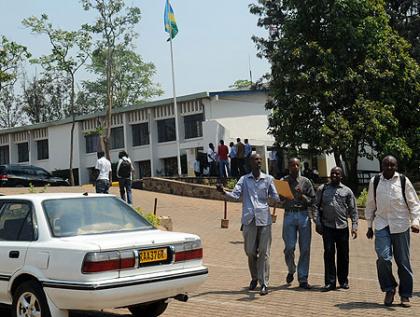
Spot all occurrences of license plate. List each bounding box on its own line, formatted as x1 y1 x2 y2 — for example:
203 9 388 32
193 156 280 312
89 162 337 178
140 248 168 264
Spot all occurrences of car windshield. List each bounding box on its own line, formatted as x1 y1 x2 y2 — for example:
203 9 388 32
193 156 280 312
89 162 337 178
42 196 154 237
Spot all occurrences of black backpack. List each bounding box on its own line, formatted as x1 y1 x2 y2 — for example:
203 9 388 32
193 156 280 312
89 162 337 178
119 159 132 178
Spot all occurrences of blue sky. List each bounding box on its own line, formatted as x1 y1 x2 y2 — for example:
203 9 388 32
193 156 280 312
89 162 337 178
0 0 270 99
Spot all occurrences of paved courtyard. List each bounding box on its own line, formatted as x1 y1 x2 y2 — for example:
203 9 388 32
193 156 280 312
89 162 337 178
1 186 419 316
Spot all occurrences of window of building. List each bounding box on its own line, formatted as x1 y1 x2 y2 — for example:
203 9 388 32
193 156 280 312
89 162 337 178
85 134 99 153
37 139 49 160
138 160 151 178
111 127 125 149
18 143 29 162
157 118 176 143
132 123 149 146
0 146 9 164
163 155 187 176
184 113 204 139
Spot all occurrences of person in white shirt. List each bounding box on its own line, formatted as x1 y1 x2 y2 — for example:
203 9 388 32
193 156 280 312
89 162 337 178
116 150 134 204
207 143 217 176
365 155 420 307
95 151 112 194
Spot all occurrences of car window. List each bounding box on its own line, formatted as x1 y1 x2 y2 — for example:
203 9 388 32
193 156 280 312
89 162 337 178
0 202 34 241
35 168 49 178
42 197 153 237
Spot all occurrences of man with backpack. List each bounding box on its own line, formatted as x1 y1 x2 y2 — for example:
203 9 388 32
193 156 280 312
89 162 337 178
116 151 134 204
365 155 420 307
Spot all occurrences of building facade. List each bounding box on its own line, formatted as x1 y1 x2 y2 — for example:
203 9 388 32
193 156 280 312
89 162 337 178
0 89 379 185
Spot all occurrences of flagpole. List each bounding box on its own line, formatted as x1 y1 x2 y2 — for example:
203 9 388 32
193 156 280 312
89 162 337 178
169 25 182 176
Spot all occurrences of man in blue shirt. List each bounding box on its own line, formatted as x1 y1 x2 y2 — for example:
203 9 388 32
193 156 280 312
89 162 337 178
217 153 280 295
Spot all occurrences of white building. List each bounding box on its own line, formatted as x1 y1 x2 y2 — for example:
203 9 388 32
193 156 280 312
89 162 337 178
0 89 379 184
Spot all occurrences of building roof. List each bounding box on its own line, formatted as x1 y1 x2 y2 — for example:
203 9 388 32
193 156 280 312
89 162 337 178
0 89 266 134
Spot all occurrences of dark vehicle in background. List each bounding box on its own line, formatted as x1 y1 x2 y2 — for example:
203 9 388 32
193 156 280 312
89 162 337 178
0 164 70 187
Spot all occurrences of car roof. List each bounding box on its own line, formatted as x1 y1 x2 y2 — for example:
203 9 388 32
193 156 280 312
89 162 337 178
0 193 116 202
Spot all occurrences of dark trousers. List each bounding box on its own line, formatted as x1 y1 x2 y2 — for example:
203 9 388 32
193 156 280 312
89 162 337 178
237 158 245 176
322 226 349 286
230 158 238 178
95 179 110 194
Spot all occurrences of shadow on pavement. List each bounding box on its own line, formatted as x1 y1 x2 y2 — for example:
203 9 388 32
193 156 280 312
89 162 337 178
71 311 131 317
413 291 420 297
229 240 244 245
334 302 396 311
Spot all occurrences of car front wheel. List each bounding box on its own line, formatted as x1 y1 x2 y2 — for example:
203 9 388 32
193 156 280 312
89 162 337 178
128 300 168 317
12 281 51 317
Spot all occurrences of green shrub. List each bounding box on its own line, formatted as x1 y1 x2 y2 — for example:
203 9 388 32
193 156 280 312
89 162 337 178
226 178 237 190
357 188 368 207
28 183 50 193
135 207 160 227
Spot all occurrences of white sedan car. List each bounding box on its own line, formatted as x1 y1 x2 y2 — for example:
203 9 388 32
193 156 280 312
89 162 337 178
0 193 207 317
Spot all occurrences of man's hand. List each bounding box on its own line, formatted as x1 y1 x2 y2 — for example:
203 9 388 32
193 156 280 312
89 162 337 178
366 228 374 239
216 183 225 195
411 224 420 233
351 229 358 239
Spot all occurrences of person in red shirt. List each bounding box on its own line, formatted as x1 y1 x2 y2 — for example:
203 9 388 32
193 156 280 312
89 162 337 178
218 140 229 178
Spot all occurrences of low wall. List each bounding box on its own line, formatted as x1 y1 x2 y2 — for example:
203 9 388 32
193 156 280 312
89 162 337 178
140 177 369 220
141 177 225 201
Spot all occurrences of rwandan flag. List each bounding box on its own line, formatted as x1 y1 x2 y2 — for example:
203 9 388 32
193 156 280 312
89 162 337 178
164 0 178 39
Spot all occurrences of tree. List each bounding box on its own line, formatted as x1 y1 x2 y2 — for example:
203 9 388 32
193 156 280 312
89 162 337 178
229 79 253 89
21 72 70 124
0 36 31 93
251 0 420 189
0 85 26 128
77 45 162 114
385 0 419 61
23 14 91 186
81 0 141 160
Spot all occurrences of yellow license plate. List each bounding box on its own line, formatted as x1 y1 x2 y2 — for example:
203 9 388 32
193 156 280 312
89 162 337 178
140 248 168 264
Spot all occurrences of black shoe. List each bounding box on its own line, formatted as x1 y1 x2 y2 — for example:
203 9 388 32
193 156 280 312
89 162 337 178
384 289 395 306
260 285 268 296
299 282 312 290
340 283 349 290
286 273 294 284
249 280 258 291
321 284 336 292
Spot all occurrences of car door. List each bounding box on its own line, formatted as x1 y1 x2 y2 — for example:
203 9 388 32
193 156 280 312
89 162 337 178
0 201 34 303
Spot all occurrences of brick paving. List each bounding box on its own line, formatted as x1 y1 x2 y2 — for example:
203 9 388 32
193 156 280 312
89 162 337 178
1 186 419 316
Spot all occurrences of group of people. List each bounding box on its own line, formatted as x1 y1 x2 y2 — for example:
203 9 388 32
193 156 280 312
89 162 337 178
195 138 253 178
94 150 134 205
217 154 420 307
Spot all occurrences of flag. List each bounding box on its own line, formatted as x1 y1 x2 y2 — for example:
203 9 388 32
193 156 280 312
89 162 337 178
164 0 178 40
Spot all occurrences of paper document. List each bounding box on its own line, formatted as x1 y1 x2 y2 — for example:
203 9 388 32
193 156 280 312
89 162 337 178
273 180 294 200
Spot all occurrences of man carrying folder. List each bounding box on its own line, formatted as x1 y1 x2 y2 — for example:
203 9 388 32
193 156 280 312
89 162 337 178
281 158 316 289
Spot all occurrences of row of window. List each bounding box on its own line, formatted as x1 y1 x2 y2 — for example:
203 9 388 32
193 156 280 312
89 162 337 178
0 140 49 164
0 114 205 161
85 114 204 153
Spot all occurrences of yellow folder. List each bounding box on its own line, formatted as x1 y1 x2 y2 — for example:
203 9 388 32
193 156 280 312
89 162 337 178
274 179 294 200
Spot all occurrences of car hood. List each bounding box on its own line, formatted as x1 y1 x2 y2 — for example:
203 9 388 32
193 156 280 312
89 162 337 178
59 229 199 251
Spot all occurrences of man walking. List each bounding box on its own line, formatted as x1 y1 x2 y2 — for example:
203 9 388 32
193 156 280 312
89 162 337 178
244 139 252 173
95 151 111 194
314 167 358 292
281 158 316 289
116 150 134 204
217 153 280 295
365 155 420 307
